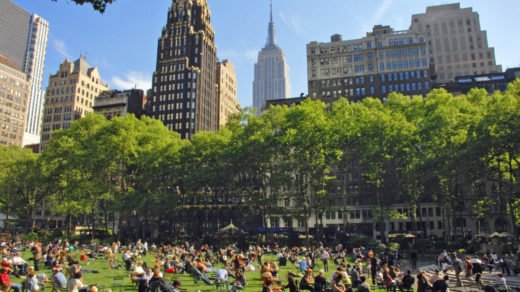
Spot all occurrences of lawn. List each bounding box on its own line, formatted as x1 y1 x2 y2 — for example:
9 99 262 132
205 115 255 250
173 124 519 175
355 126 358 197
13 250 388 291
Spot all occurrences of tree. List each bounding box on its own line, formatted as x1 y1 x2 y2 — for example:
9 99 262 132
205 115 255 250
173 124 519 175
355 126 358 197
51 0 114 13
0 146 42 231
279 99 342 243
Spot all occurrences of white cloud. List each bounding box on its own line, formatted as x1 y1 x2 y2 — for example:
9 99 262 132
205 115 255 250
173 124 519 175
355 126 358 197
360 0 395 33
220 49 258 63
372 0 395 25
110 71 151 91
279 11 305 36
219 49 238 60
98 57 112 69
53 39 71 59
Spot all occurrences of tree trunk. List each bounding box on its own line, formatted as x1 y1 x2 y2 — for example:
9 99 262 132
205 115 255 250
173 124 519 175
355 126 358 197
67 214 72 238
4 207 9 232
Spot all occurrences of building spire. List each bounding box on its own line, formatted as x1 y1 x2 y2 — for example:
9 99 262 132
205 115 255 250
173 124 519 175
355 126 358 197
266 0 277 48
270 0 273 23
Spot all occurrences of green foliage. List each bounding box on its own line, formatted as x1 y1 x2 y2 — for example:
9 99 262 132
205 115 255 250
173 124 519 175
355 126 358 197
21 232 38 242
51 0 114 13
0 81 519 240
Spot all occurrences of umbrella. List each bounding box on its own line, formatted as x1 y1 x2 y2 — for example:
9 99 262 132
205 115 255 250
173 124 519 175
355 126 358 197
388 233 415 239
490 232 501 238
298 234 313 239
498 232 514 238
216 223 245 236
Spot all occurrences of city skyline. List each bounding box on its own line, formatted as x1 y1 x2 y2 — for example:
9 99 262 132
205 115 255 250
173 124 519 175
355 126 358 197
10 0 520 108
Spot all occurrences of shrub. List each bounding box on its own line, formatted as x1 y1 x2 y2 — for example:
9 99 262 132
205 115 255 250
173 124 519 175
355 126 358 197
21 232 38 242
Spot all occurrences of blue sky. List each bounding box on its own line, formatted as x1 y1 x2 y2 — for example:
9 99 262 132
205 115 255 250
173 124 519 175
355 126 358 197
12 0 520 107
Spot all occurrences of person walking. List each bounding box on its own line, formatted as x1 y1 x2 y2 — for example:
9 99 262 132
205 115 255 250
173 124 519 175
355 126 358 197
453 255 463 287
321 249 330 272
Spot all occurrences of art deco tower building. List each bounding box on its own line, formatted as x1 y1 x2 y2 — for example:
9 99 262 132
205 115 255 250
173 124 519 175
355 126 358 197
151 0 218 139
253 1 290 115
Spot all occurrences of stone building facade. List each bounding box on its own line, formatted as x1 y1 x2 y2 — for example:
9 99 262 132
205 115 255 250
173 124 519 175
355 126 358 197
410 3 501 83
41 57 108 150
307 25 432 102
216 60 239 127
0 55 29 146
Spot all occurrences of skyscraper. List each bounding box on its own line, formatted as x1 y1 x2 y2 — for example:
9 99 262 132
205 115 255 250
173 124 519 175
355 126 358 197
0 55 30 146
253 0 290 115
410 3 501 83
216 60 239 127
0 0 49 146
41 57 109 150
150 0 218 139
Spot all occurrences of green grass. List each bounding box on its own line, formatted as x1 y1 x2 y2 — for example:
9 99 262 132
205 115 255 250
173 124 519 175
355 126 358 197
13 251 388 292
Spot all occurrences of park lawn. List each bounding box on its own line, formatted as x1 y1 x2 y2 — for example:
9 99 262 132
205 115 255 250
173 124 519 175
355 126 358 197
14 251 389 292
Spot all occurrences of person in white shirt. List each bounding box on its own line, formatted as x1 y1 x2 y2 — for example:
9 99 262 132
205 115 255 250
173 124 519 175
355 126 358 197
67 272 87 292
496 273 508 292
10 253 28 276
216 268 229 290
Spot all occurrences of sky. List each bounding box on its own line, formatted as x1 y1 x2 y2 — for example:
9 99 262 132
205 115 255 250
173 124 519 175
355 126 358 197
11 0 520 107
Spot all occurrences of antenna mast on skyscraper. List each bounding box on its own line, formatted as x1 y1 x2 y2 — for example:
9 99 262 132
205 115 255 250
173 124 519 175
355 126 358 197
270 0 273 23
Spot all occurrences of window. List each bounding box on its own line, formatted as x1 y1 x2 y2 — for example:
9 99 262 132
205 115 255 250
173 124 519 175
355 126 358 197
381 74 385 82
380 63 385 71
366 41 372 49
370 87 375 95
367 52 373 60
382 85 386 93
355 65 364 73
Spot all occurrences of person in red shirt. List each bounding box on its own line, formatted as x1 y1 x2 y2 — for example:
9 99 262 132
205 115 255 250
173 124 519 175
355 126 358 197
0 266 20 292
0 258 11 270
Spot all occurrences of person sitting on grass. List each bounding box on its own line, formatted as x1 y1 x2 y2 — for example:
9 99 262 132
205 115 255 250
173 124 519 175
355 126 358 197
51 266 67 290
10 253 28 276
22 266 41 291
314 269 328 292
332 272 346 292
230 270 247 292
148 269 174 292
131 261 145 284
189 260 212 285
283 271 299 292
0 266 21 292
216 266 230 290
399 270 415 291
67 272 87 292
357 275 371 292
299 268 315 291
299 257 309 272
172 279 181 292
431 275 449 292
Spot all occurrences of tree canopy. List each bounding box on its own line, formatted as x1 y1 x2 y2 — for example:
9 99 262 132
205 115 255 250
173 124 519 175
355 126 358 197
1 79 519 240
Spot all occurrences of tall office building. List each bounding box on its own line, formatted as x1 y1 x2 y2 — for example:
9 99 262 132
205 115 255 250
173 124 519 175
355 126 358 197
216 60 239 127
0 0 49 146
0 55 30 146
252 1 290 115
307 25 431 102
151 0 218 139
40 57 108 150
410 3 501 83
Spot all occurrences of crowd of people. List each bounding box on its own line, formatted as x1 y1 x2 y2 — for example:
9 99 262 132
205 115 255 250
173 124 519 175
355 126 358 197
0 238 516 292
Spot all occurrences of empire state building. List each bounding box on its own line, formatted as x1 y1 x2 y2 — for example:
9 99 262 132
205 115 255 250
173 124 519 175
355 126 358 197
253 1 291 115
